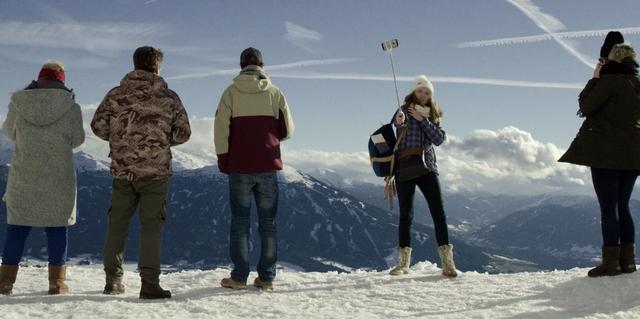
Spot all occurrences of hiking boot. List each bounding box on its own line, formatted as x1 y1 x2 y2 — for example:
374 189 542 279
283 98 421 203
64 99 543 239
103 282 126 295
220 277 247 290
254 277 274 290
139 281 171 299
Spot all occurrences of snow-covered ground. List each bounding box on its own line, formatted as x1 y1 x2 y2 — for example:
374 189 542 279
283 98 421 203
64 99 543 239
1 262 639 319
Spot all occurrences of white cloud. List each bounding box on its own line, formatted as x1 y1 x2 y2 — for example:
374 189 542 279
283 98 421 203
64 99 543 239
455 27 640 49
0 21 166 58
285 22 323 41
0 14 230 68
284 21 323 53
282 127 592 195
0 47 111 69
438 126 590 194
506 0 596 68
445 127 563 170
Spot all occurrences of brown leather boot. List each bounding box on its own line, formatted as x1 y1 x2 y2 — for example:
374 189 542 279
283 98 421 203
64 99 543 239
0 265 19 295
254 277 274 290
220 277 247 289
139 280 171 299
48 265 69 295
620 243 637 273
588 246 622 277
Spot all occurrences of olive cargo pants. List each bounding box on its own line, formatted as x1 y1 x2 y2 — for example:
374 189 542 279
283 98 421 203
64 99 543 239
103 178 168 284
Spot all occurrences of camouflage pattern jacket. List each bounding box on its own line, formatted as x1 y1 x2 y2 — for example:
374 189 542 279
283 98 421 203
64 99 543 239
91 70 191 181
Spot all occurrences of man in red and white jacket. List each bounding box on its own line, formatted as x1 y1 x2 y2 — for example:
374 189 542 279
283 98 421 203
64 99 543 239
214 47 294 290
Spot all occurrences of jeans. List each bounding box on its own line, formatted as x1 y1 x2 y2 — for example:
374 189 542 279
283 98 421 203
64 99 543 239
396 172 450 247
228 172 279 283
2 225 68 265
591 167 638 246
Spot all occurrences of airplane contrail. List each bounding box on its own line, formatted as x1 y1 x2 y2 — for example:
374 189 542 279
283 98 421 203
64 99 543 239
165 58 357 80
506 0 596 68
456 27 640 48
268 72 582 89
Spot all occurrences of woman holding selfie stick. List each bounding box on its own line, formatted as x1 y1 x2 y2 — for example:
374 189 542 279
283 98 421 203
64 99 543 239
388 75 457 277
560 43 640 278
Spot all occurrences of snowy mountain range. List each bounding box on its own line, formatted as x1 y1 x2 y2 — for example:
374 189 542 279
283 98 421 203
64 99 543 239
0 162 493 273
0 140 628 273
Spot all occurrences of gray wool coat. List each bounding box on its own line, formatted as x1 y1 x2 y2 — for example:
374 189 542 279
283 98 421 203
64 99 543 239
2 89 85 227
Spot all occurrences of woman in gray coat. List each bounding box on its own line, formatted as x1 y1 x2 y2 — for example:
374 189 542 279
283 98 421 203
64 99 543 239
0 61 84 295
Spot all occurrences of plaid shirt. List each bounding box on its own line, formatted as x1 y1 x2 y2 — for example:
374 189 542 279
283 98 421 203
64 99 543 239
393 108 446 173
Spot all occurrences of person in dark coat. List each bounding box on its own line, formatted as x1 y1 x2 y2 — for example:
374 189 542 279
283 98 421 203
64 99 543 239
559 43 640 277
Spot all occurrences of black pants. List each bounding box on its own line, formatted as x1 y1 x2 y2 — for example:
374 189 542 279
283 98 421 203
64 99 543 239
396 172 449 247
591 167 638 247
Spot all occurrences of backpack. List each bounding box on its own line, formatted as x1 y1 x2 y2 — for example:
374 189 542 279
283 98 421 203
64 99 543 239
368 118 398 178
369 111 408 209
368 111 408 177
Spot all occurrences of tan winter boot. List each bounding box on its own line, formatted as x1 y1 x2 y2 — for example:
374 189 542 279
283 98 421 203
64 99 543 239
588 246 622 277
438 244 458 278
254 277 274 290
620 243 637 274
0 265 19 295
220 277 247 290
48 265 69 295
389 246 412 275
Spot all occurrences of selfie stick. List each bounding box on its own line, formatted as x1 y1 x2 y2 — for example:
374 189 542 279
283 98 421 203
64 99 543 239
380 39 405 209
382 39 402 111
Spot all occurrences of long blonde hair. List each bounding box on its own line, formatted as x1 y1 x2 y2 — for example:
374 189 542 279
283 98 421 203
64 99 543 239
403 92 443 125
608 43 638 65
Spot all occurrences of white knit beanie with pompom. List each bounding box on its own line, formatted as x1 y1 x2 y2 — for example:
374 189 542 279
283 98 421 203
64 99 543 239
413 74 434 95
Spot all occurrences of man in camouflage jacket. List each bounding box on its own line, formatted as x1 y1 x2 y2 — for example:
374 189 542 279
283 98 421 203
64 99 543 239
91 46 191 299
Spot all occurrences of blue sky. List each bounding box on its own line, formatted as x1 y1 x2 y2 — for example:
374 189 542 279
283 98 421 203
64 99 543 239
1 0 640 194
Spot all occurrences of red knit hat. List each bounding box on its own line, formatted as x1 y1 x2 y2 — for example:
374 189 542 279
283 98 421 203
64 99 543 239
38 61 65 82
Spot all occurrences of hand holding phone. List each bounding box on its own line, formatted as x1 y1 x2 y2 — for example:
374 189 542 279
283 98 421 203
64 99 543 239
593 62 603 79
396 110 406 125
